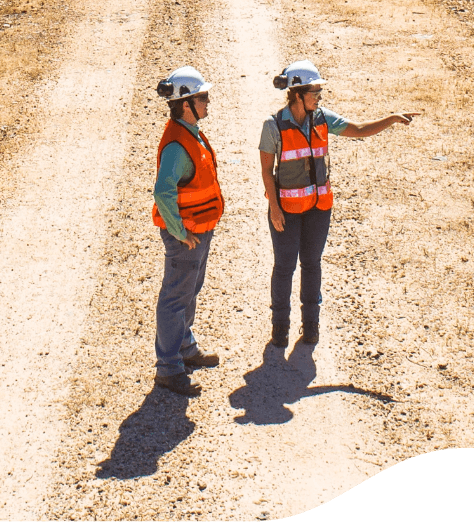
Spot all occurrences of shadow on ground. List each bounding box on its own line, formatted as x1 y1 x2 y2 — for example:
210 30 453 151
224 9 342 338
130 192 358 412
229 341 394 425
96 383 194 479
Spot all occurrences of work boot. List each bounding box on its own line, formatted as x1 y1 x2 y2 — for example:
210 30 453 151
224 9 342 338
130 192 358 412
183 348 219 368
271 324 289 348
301 322 319 344
155 372 202 396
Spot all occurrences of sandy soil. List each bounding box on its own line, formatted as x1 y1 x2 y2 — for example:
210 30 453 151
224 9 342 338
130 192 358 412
0 0 473 519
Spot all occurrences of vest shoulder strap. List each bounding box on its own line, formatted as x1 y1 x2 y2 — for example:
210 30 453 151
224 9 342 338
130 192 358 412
313 109 327 127
198 130 217 167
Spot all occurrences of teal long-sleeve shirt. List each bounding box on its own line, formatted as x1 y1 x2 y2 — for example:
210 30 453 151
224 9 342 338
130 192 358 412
153 119 209 241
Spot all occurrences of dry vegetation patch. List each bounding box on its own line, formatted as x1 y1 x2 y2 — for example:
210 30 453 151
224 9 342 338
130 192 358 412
438 0 474 29
0 0 78 201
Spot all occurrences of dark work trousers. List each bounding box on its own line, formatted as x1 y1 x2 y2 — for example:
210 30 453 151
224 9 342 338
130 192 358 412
154 228 214 377
268 206 331 326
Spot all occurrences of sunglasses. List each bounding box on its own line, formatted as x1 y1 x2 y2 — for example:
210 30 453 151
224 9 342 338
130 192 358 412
305 89 323 97
194 93 210 102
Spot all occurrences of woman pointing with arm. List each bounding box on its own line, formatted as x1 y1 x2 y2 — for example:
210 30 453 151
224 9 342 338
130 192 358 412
259 59 419 348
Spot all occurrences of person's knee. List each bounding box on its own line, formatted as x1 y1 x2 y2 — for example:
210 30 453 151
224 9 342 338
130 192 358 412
300 259 321 271
273 262 297 276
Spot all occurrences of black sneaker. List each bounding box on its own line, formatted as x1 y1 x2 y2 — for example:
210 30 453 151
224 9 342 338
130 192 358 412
271 324 289 348
155 372 202 396
301 322 319 344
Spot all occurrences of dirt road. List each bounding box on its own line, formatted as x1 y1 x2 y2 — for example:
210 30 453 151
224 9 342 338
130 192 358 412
1 0 473 519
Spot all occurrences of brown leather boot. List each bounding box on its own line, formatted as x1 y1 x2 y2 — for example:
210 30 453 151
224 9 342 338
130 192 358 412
301 322 319 344
271 324 289 348
155 372 202 396
183 349 219 367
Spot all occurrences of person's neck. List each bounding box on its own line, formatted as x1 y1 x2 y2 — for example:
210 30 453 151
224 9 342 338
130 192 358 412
181 112 198 127
289 102 308 127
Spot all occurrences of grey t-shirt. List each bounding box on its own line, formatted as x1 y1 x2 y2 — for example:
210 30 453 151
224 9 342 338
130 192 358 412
258 105 348 159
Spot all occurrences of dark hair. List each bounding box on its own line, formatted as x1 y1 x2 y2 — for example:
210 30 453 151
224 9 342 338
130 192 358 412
287 85 310 105
168 98 186 120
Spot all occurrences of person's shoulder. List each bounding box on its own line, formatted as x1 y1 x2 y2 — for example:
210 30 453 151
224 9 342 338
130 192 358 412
161 141 187 159
261 115 279 135
318 106 345 119
317 106 349 135
162 140 186 150
317 106 331 116
263 113 278 124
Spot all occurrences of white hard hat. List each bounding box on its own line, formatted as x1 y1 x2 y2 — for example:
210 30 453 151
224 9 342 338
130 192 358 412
273 60 327 90
157 66 212 100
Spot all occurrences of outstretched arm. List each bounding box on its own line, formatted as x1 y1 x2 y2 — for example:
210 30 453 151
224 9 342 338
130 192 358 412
340 113 420 138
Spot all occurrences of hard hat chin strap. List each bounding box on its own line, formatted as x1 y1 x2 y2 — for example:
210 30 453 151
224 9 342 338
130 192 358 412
187 97 201 122
298 91 313 116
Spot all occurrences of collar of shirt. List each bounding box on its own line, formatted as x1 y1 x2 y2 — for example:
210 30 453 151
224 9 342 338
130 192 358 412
177 118 210 151
178 118 200 137
282 105 322 140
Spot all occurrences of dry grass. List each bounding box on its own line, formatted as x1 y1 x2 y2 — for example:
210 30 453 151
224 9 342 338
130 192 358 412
0 0 74 169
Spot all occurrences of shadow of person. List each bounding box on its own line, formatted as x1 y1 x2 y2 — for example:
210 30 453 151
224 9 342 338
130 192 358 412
96 382 194 479
229 341 318 425
229 341 394 426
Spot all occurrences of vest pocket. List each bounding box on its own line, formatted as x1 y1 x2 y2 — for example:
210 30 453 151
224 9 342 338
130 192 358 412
179 197 219 210
280 193 317 213
315 181 333 211
192 206 219 216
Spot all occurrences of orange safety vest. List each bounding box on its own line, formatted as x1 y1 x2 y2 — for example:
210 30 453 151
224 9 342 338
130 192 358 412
152 119 224 234
274 109 333 213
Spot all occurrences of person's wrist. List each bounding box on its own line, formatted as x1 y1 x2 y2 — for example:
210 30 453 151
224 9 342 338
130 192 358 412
269 197 280 209
177 228 187 241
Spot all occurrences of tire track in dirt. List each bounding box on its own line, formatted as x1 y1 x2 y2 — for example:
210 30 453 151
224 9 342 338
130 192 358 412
198 0 377 515
0 0 148 518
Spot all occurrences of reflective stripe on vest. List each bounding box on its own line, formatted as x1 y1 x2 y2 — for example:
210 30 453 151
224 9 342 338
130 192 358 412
279 180 331 198
152 119 224 233
281 145 328 161
274 109 333 213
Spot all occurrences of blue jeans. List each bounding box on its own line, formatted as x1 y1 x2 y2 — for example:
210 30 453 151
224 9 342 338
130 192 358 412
155 228 214 377
268 207 331 325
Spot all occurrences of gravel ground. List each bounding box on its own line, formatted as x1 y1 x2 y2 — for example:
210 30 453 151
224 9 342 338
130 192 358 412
1 0 473 519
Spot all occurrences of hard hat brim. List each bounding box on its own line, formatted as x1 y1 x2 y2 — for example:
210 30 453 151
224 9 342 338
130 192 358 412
178 82 213 99
288 78 327 88
198 82 213 93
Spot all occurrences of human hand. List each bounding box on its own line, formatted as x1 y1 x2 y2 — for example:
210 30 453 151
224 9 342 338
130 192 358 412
270 205 285 232
392 113 421 125
182 230 201 250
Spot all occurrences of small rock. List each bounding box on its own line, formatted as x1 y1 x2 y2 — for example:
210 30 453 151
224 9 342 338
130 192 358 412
197 481 207 491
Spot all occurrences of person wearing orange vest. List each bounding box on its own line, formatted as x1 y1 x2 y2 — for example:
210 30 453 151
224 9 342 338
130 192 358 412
259 60 419 348
153 66 224 396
